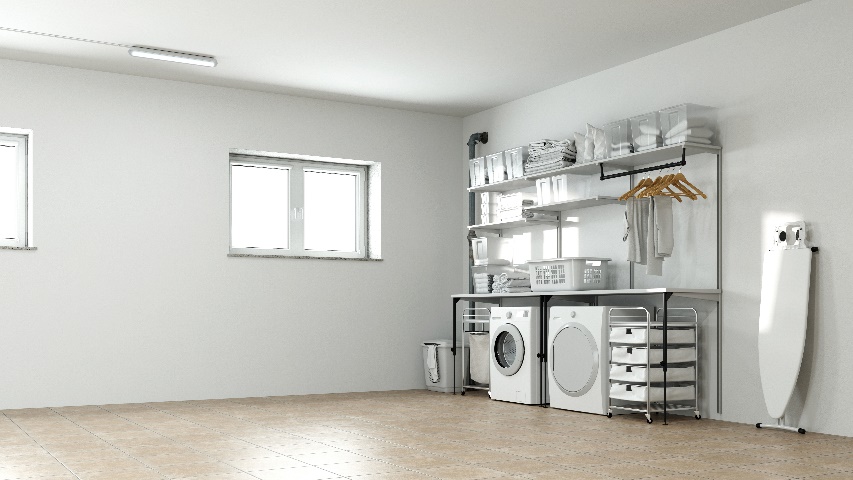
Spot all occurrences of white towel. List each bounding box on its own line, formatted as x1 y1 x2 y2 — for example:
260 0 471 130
498 272 530 283
654 196 674 257
665 135 712 145
426 344 439 382
665 118 705 138
634 134 662 147
503 286 532 293
645 198 663 276
665 127 714 139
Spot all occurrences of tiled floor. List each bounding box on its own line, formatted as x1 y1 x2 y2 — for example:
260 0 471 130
2 390 852 480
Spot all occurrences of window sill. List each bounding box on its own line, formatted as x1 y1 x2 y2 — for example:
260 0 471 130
0 246 36 250
227 253 382 261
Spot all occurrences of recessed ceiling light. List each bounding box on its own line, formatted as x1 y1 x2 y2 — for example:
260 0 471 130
128 46 217 67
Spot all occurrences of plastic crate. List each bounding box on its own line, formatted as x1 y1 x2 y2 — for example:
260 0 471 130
602 119 633 157
629 112 662 152
528 257 610 291
658 103 717 145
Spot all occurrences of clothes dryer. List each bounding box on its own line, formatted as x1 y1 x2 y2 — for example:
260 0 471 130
489 306 545 405
548 306 619 414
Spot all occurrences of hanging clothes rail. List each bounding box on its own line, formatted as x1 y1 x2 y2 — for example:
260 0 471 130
599 150 687 181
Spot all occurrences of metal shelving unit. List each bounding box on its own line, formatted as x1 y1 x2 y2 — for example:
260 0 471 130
607 308 700 423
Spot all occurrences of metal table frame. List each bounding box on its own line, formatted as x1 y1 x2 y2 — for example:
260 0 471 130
450 288 720 424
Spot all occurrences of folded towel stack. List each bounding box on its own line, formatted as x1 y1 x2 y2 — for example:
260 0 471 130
473 273 494 294
492 271 532 293
525 139 576 175
498 192 537 222
498 209 558 222
663 119 714 146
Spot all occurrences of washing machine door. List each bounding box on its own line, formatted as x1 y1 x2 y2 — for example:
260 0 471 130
551 323 599 397
492 323 524 376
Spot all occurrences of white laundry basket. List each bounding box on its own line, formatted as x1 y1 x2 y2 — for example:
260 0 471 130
466 332 490 385
422 340 466 393
528 258 611 291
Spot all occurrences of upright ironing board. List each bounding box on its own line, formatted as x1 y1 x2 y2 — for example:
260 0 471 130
756 221 816 434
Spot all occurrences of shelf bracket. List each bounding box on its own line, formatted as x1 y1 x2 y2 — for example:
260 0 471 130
599 147 687 181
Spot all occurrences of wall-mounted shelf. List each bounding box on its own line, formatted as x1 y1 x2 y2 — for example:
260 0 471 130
525 196 624 213
468 177 534 193
468 218 557 231
524 142 720 181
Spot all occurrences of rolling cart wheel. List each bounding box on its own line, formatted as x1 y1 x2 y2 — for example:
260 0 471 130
695 415 701 420
460 391 466 396
755 423 762 429
646 417 653 424
607 412 612 418
798 428 807 434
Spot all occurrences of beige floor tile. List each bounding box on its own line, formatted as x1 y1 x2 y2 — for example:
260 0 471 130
0 461 73 479
289 451 371 465
387 454 463 469
415 464 509 479
686 466 792 479
523 468 612 480
578 462 677 479
746 460 842 477
250 465 343 480
322 460 409 476
152 461 242 478
73 466 166 480
225 455 306 471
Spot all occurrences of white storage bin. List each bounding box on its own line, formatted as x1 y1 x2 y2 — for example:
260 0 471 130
658 103 717 144
472 237 513 266
422 340 467 393
629 112 662 152
481 202 498 215
609 384 695 402
611 346 695 365
609 327 695 345
480 213 497 224
551 174 569 202
609 365 695 383
480 192 499 204
504 146 527 179
602 119 633 157
469 157 487 186
535 177 552 205
486 152 507 183
498 191 536 210
528 257 610 292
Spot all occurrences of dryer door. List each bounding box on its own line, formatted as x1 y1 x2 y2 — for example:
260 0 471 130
492 323 524 376
551 323 599 397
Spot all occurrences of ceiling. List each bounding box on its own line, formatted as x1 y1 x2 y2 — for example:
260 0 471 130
0 0 809 117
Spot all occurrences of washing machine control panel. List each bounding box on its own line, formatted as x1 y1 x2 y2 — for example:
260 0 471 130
504 309 531 319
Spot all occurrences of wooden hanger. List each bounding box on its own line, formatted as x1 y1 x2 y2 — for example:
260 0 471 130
619 176 652 201
674 172 707 199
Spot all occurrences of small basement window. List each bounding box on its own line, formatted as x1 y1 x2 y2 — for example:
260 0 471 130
0 129 32 248
229 151 380 260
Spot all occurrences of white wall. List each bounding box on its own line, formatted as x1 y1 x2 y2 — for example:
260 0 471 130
0 58 464 409
463 0 853 436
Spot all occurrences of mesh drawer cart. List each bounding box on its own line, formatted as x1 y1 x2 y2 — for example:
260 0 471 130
607 307 700 423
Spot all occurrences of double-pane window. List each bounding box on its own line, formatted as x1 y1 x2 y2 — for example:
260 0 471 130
230 156 366 258
0 132 28 247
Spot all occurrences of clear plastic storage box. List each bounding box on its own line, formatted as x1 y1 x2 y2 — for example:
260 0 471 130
602 119 633 157
471 237 513 265
658 103 717 144
469 157 487 186
528 257 610 291
629 112 662 152
504 146 527 179
486 152 506 183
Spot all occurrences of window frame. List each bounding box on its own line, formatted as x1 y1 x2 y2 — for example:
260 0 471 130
229 154 368 259
0 130 30 248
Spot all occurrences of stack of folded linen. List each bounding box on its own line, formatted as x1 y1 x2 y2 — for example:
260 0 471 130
492 271 532 293
498 192 535 222
525 139 577 175
663 119 715 145
634 124 663 152
473 273 494 294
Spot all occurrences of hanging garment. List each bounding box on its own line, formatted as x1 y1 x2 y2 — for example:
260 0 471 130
645 198 664 276
654 195 674 258
625 197 646 264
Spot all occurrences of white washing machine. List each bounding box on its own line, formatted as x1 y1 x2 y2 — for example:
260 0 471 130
548 306 614 415
489 306 545 405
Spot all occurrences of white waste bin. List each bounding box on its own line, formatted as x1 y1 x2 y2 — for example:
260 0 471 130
422 340 466 393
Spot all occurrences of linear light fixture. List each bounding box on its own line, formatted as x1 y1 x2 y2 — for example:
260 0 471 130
128 46 217 67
